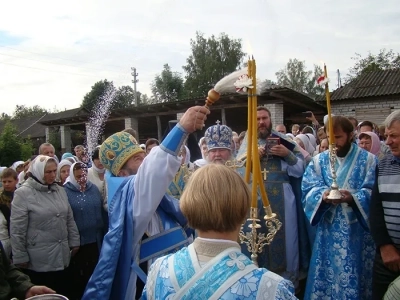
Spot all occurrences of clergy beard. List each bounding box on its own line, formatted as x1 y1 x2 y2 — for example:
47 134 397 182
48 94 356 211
336 140 352 157
258 124 272 139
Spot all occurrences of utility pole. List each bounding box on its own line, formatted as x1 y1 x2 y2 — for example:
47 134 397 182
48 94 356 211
337 69 342 88
131 67 139 106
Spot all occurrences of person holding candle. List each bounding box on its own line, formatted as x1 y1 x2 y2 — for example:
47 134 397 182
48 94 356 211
302 116 377 299
236 106 306 289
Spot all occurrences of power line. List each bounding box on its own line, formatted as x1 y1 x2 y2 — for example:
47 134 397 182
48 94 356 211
0 45 127 70
0 52 127 74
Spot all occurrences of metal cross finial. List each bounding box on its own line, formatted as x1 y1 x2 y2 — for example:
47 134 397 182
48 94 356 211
216 120 221 125
225 159 245 171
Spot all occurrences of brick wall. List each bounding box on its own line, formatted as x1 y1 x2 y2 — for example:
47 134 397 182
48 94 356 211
330 96 400 125
331 97 400 116
264 103 284 126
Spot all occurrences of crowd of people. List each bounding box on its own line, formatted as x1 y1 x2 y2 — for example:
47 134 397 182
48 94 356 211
1 104 400 299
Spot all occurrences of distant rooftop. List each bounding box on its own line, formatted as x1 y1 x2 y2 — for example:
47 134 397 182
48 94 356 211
329 68 400 101
40 107 89 122
0 114 47 139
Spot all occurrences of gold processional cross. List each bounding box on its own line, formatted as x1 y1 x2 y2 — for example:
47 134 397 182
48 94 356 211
261 168 268 181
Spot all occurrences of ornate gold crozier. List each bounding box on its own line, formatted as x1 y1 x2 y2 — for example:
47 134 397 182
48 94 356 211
227 57 282 266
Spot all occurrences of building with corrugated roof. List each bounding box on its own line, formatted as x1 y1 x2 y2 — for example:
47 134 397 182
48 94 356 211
318 68 400 125
38 87 326 154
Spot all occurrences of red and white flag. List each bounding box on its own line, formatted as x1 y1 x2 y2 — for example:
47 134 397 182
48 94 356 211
317 75 329 86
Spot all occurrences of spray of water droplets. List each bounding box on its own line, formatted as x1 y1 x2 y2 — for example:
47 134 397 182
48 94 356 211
85 85 117 157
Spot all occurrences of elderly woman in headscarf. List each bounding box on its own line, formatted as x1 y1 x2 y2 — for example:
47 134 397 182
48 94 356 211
306 133 317 151
10 155 80 297
61 152 74 160
87 148 105 194
294 134 315 165
193 137 208 168
358 131 384 160
16 160 31 188
57 159 73 185
286 133 295 140
11 161 25 174
64 162 104 299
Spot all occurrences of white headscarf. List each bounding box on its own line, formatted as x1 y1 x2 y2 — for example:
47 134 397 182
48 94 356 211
64 162 87 192
306 133 317 149
57 159 73 182
198 137 205 148
91 162 105 174
28 155 58 184
194 159 208 168
11 161 24 171
324 114 335 126
198 137 208 160
64 156 79 164
286 133 295 140
295 134 315 155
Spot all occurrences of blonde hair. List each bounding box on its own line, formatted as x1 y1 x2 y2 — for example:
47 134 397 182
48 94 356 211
180 164 251 232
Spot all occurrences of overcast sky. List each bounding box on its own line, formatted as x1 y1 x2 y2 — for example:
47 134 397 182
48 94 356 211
0 0 399 115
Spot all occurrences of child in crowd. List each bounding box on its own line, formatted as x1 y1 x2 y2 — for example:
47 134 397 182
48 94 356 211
291 124 300 136
0 168 18 258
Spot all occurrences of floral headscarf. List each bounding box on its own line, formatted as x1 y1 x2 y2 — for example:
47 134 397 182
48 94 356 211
28 155 58 184
64 162 88 192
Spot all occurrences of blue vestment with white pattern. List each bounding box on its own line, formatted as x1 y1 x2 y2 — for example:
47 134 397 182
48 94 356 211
142 244 297 299
302 145 377 299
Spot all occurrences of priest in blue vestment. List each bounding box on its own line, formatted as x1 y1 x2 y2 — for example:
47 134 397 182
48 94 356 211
236 106 306 287
82 106 209 300
302 116 377 299
142 164 296 299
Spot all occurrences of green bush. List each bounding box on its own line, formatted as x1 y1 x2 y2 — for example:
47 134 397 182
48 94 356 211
0 122 34 166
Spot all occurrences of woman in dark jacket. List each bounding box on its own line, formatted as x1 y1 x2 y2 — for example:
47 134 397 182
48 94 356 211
64 162 104 299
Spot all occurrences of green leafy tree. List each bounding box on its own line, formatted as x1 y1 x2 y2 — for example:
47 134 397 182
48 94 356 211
81 80 143 110
0 113 11 121
306 64 325 98
140 94 150 105
115 85 141 107
48 129 61 152
13 105 48 119
81 79 115 111
275 59 324 99
183 32 245 98
262 79 277 90
20 137 35 160
346 49 400 82
151 64 184 103
0 122 22 166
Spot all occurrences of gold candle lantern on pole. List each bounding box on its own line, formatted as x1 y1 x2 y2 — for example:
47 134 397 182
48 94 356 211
181 57 282 266
320 65 342 200
237 56 282 266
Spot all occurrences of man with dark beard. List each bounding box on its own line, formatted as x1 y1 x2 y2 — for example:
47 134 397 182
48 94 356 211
236 106 305 290
302 116 377 299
